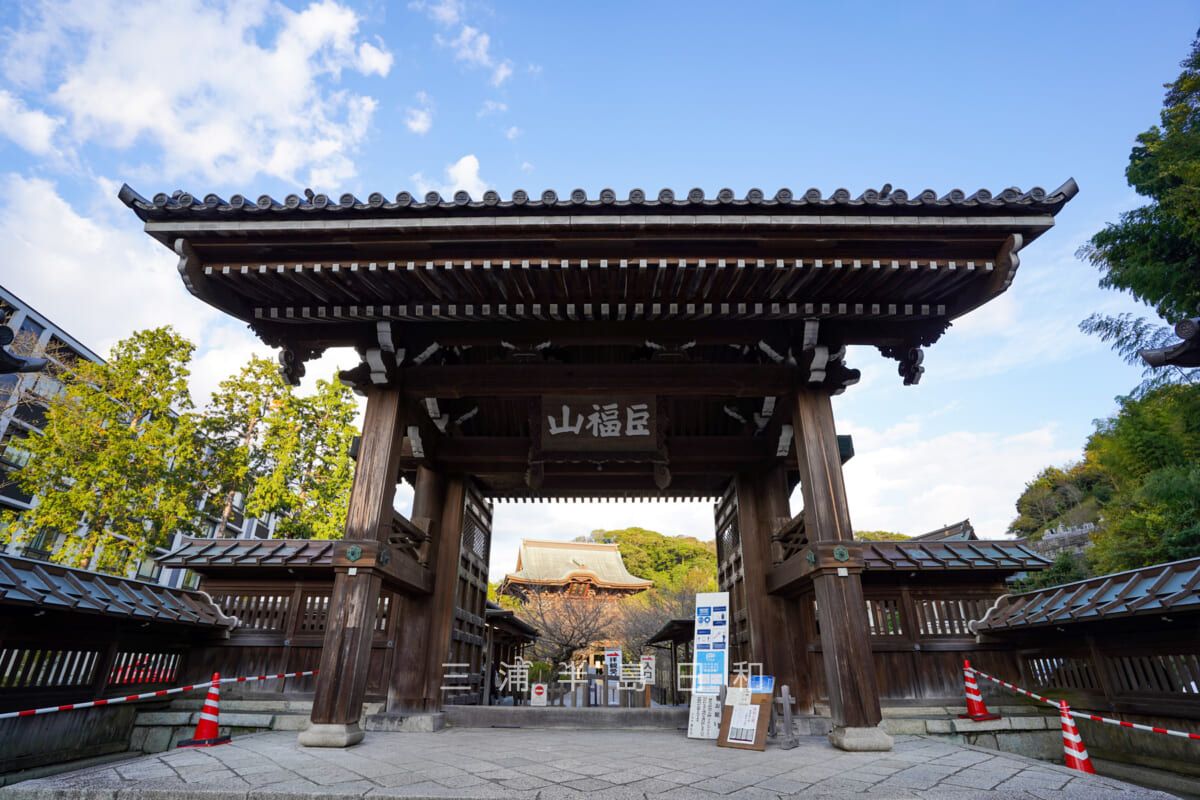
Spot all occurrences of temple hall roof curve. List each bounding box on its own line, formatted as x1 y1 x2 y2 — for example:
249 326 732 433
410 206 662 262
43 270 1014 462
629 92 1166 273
501 539 653 591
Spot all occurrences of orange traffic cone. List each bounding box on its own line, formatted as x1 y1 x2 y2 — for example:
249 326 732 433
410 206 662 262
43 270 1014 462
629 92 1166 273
957 659 1001 721
178 673 232 748
1059 700 1095 773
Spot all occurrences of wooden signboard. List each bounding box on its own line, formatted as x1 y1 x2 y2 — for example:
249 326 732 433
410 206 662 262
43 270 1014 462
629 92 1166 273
717 675 773 751
540 395 657 452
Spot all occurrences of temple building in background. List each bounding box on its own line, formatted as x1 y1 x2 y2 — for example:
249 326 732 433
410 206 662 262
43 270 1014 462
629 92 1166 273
498 539 653 600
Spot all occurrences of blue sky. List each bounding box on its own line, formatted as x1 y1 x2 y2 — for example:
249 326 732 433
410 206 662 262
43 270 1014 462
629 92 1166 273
1 0 1196 577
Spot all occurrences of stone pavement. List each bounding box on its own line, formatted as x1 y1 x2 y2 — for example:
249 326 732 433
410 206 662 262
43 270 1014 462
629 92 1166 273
0 729 1178 800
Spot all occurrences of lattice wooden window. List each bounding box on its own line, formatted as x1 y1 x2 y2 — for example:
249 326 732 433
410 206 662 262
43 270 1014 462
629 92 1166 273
210 591 291 631
297 592 331 633
108 651 181 686
375 594 392 633
1025 656 1100 691
865 598 904 636
0 647 100 688
912 597 990 637
1106 653 1200 695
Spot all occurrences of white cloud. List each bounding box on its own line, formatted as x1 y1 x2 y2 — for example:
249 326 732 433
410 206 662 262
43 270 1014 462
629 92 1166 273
437 23 512 86
405 91 434 135
477 100 507 117
520 161 534 172
505 125 521 140
491 60 513 87
4 0 392 188
0 90 61 155
831 414 1080 540
408 0 462 26
356 40 394 76
0 173 363 407
442 25 491 67
527 63 542 75
0 174 209 352
410 154 488 199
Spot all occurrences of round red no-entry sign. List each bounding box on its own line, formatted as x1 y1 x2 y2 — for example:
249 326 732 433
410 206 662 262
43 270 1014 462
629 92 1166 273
534 685 545 697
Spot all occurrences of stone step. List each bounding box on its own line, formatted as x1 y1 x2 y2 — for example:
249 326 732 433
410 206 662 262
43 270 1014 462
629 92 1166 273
815 702 1053 718
166 698 314 714
442 705 834 736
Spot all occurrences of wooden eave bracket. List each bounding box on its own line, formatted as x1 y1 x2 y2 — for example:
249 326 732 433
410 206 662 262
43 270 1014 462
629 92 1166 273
173 237 254 323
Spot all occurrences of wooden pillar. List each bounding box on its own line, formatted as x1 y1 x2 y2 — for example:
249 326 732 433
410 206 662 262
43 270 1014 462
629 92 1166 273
734 465 805 705
387 465 446 712
300 386 405 747
385 468 465 713
792 388 891 750
423 476 466 707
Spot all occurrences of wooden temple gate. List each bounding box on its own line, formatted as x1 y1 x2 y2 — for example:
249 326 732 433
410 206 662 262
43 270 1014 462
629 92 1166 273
120 179 1077 750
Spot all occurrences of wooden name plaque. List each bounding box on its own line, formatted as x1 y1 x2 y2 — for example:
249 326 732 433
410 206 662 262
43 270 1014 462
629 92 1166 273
540 395 658 452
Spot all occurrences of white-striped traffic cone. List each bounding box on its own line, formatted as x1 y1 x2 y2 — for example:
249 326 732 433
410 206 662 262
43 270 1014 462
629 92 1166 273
178 673 232 748
1059 700 1095 773
957 659 1001 721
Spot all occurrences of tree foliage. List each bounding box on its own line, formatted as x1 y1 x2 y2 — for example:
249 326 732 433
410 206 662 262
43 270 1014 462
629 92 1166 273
854 530 911 541
1 328 359 571
1011 551 1090 594
2 328 206 571
513 589 617 667
200 356 290 538
1009 384 1200 577
1078 312 1197 395
246 377 357 539
1078 32 1200 389
1086 384 1200 572
1007 461 1112 537
595 527 717 593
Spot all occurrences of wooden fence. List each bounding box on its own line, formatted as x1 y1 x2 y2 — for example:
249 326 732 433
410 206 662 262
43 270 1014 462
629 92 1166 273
797 584 1024 707
1 611 216 774
183 579 400 702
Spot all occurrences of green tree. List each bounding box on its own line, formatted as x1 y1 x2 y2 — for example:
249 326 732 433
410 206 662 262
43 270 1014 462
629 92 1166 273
1008 461 1112 537
1 328 205 572
854 530 910 541
1079 32 1200 391
1011 551 1091 593
1086 384 1200 572
247 376 357 539
201 356 290 538
599 527 717 593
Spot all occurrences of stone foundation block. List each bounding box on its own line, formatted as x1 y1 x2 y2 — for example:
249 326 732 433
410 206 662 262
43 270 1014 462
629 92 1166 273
298 722 364 748
828 725 894 752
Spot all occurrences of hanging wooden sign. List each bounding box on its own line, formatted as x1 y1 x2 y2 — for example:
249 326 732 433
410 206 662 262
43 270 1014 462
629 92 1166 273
540 395 658 452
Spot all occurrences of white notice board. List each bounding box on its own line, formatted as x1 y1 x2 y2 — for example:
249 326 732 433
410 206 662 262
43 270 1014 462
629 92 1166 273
686 693 722 739
693 591 730 694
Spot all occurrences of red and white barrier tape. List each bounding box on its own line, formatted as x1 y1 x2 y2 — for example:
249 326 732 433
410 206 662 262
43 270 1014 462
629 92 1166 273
0 670 318 721
967 666 1200 741
1065 708 1200 741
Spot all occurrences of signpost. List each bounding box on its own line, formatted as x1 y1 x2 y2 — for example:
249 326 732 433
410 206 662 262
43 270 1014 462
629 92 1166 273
604 649 622 706
692 592 729 694
531 683 547 707
687 591 730 739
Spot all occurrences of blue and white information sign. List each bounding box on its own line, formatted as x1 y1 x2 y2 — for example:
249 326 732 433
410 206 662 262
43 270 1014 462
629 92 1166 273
692 591 729 695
